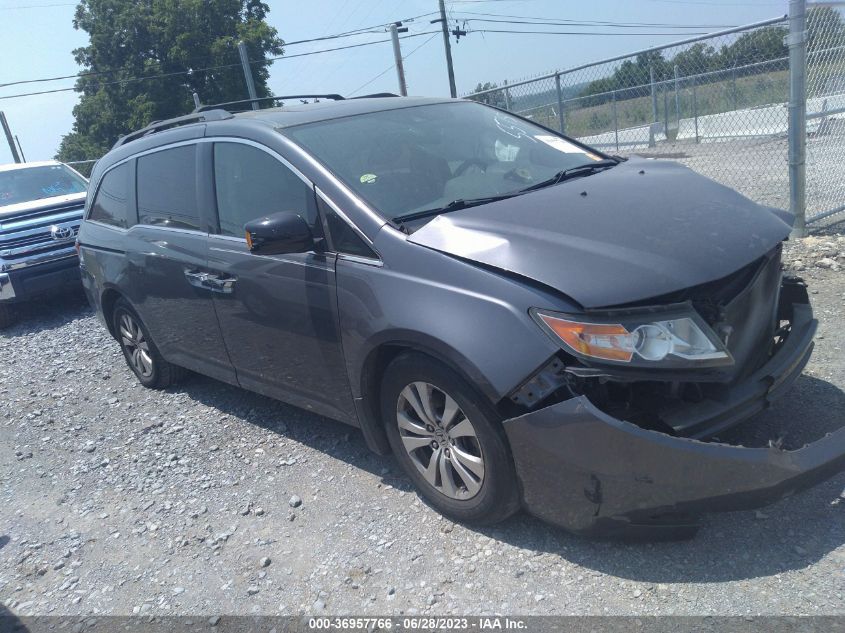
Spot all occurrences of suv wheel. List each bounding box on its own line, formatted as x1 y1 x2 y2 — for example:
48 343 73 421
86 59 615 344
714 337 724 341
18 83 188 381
0 303 16 330
381 353 520 525
113 299 184 389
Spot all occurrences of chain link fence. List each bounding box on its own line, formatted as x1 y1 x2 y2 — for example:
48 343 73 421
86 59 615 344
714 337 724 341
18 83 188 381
805 8 845 225
467 7 845 230
65 160 97 178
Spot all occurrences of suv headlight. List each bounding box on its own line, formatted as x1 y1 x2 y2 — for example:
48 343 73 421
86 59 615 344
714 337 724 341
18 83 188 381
531 306 733 368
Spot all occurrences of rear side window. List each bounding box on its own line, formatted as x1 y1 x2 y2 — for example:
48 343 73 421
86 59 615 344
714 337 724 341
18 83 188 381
213 142 320 238
137 145 200 230
89 163 131 228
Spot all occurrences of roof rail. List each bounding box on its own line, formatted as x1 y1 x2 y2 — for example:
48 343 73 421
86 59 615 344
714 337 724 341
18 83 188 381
351 93 399 99
113 109 233 149
193 94 345 113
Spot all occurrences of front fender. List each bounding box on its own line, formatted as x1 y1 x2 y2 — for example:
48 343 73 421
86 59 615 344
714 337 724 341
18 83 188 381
336 232 566 406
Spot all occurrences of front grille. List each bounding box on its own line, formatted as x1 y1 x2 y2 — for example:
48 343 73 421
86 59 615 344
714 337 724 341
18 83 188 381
0 203 84 260
717 246 783 379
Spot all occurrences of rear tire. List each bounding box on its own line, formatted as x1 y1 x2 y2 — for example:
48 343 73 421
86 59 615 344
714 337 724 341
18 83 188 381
381 353 520 525
112 299 185 389
0 303 17 330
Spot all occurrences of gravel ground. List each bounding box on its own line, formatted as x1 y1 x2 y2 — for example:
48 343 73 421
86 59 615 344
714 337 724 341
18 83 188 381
1 237 845 619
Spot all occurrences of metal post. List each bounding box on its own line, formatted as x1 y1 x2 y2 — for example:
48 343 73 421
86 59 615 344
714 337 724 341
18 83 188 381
612 90 619 152
437 0 457 98
0 112 21 163
192 92 201 110
503 79 512 111
788 0 808 237
237 41 259 110
390 24 408 96
674 64 681 128
664 88 669 135
14 135 25 162
555 73 565 134
693 76 700 144
732 65 738 110
650 65 658 123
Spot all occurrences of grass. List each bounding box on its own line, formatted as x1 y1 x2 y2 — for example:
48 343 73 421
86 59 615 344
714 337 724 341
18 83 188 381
517 67 790 138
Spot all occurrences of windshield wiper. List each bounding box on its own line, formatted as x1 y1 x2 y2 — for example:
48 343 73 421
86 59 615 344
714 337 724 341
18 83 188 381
393 193 520 224
392 158 620 225
520 158 620 194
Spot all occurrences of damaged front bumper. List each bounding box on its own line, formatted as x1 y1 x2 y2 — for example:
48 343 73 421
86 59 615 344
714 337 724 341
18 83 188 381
504 287 845 539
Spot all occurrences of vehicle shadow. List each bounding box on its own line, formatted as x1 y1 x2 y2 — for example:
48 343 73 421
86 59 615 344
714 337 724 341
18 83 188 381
177 372 844 584
0 288 92 339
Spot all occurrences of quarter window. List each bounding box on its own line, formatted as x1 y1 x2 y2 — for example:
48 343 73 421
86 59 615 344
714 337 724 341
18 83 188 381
213 142 320 238
137 145 200 230
89 163 132 228
318 198 377 259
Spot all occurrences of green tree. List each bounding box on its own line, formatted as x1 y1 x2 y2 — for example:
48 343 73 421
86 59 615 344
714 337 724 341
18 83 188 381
807 5 845 51
468 82 507 108
715 25 788 69
57 0 283 162
671 42 717 78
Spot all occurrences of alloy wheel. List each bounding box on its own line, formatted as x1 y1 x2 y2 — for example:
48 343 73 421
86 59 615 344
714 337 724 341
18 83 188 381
396 381 485 500
119 313 154 378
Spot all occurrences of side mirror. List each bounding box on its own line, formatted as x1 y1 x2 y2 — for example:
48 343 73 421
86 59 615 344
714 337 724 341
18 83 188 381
244 212 314 255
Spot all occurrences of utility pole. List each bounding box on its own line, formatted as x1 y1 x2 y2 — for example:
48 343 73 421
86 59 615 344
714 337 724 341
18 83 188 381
237 41 259 110
436 0 457 97
0 112 22 163
390 23 408 96
15 136 26 162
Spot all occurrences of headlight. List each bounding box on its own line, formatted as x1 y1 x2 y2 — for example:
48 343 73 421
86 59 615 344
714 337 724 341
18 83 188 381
531 307 733 368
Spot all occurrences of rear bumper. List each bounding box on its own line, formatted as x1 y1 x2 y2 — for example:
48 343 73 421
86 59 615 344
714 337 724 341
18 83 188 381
504 296 845 539
0 249 80 303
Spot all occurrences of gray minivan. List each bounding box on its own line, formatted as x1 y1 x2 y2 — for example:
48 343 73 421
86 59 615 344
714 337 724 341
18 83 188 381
78 96 845 539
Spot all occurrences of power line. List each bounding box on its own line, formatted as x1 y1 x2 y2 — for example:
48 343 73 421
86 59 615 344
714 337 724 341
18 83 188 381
0 17 439 90
348 33 439 96
313 1 417 92
470 28 710 36
268 32 439 63
450 9 737 27
282 8 438 87
0 32 442 101
453 16 738 29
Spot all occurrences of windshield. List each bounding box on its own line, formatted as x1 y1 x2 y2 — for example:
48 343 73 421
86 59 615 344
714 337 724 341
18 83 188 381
285 101 604 224
0 164 88 207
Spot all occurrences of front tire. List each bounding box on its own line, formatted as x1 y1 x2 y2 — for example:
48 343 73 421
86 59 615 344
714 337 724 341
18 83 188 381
112 299 184 389
381 353 520 525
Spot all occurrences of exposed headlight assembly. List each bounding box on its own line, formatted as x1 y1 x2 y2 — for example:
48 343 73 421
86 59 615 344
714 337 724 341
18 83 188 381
531 306 733 368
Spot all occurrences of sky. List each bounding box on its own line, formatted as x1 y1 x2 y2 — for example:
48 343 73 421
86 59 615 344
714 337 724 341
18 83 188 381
0 0 790 164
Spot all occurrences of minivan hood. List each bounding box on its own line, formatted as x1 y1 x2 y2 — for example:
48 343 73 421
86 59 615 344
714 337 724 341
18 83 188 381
408 157 791 308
